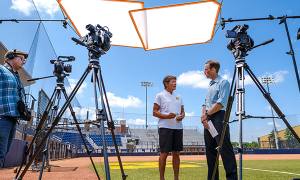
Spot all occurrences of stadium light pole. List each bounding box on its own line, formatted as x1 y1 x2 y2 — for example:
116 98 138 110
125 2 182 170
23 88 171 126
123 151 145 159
261 77 279 149
141 82 153 129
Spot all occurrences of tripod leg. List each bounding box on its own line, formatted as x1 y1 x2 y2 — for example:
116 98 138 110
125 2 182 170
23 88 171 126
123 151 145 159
62 89 101 180
98 69 127 180
211 67 236 180
16 66 91 180
39 90 61 180
237 64 245 180
92 67 111 180
245 65 300 143
15 88 57 178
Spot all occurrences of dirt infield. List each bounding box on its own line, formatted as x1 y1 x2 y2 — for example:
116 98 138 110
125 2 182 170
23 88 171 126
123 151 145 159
1 154 300 180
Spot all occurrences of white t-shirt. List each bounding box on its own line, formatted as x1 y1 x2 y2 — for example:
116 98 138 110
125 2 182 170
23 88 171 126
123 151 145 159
154 90 184 129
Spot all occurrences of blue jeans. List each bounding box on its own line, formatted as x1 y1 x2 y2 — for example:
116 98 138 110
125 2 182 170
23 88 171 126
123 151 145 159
0 116 17 167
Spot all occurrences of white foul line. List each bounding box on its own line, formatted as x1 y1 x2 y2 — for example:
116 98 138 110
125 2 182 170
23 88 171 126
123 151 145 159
183 161 300 176
239 167 300 176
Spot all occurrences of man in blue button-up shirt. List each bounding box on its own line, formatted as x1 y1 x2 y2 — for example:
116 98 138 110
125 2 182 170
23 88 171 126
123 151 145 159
0 49 27 168
201 60 237 180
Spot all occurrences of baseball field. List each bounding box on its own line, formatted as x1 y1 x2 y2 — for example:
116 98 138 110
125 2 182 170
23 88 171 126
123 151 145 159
1 154 300 180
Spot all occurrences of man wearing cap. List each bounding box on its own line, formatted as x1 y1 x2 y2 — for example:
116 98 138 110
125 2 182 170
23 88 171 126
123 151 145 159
0 49 27 167
153 75 185 180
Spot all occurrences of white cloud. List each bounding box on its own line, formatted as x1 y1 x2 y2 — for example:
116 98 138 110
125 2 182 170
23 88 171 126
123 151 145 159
105 92 142 108
260 70 288 84
265 106 272 110
65 107 89 117
66 78 88 97
127 118 145 125
177 70 209 89
256 127 262 129
268 122 281 128
185 111 195 117
10 0 59 18
10 0 34 16
231 70 288 86
221 69 231 82
149 121 158 125
273 70 288 83
177 70 231 89
244 75 254 85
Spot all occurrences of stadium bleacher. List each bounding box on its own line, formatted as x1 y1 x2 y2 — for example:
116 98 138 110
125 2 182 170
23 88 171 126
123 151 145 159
52 132 94 149
89 134 122 147
52 131 123 149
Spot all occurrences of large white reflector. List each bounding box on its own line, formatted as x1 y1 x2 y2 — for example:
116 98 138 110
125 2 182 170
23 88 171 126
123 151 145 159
58 0 221 51
129 1 221 50
58 0 145 48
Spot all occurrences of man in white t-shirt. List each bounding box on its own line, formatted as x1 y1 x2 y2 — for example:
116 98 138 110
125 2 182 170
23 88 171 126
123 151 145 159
153 75 185 180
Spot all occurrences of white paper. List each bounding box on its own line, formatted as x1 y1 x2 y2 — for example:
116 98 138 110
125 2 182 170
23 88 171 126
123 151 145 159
208 120 218 138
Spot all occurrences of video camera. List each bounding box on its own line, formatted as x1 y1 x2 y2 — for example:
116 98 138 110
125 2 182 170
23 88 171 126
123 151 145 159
79 24 112 58
225 24 254 59
50 56 75 75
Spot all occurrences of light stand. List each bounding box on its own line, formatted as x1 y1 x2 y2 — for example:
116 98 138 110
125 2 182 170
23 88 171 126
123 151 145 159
221 15 300 94
141 82 153 129
261 77 279 149
211 35 300 180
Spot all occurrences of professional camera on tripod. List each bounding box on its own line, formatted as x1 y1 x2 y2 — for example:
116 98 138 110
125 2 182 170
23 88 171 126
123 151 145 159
50 56 74 74
225 24 254 60
211 24 300 180
73 24 112 61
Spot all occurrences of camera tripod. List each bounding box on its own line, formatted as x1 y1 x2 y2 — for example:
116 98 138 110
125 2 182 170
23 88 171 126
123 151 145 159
211 40 300 180
15 55 127 179
14 68 102 180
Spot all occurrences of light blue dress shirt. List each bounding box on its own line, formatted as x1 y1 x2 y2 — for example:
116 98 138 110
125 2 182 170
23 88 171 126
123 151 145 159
204 75 230 111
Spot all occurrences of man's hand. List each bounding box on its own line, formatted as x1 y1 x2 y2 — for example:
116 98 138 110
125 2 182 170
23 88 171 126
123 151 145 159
202 120 209 129
201 114 208 123
167 113 176 119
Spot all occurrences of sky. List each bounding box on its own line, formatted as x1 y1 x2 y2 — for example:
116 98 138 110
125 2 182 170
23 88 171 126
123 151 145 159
1 0 300 142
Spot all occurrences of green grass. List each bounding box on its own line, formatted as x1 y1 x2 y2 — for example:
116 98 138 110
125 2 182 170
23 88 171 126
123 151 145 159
88 160 300 180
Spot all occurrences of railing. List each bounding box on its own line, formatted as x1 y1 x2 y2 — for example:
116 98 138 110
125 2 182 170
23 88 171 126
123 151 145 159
128 125 158 129
85 133 99 149
127 125 202 133
51 134 62 142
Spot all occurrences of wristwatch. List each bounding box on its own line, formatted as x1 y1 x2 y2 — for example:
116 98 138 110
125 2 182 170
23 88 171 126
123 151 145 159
205 112 209 116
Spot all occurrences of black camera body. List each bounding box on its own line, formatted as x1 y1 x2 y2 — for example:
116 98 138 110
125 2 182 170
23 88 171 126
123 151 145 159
50 56 75 75
80 24 112 59
226 24 254 59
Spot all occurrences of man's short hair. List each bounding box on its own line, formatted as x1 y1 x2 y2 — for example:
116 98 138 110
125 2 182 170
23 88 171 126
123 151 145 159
163 75 176 89
205 60 220 73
